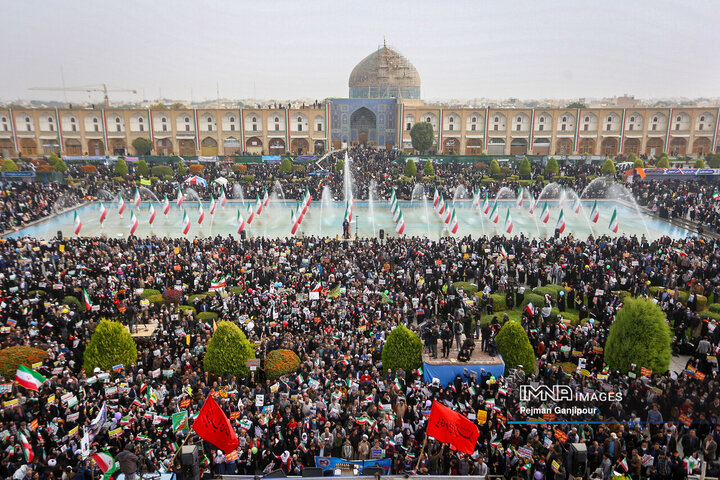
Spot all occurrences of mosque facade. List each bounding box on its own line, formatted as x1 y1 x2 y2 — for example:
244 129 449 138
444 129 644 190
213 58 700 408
1 45 719 158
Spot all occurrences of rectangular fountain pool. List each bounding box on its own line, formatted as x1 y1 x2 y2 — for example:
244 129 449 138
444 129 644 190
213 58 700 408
6 200 691 241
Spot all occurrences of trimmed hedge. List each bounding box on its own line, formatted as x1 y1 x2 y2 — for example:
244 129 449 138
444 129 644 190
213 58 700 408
178 305 197 316
495 320 536 374
709 303 720 314
197 312 219 321
0 346 49 381
187 294 207 304
204 321 256 378
151 165 174 177
381 325 422 372
228 286 244 295
140 289 161 299
453 281 478 297
265 349 301 380
83 319 138 373
148 294 165 304
490 293 507 311
62 295 83 311
533 284 567 298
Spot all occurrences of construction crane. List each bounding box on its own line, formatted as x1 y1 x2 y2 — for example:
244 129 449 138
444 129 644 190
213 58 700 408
28 84 137 107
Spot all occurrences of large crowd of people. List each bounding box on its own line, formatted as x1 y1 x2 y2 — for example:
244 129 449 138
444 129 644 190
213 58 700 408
0 149 717 480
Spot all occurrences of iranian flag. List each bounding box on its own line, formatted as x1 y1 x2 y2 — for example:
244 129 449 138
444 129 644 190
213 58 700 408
134 187 141 207
209 194 216 215
437 194 446 215
540 202 550 223
73 211 82 235
237 210 245 234
556 209 566 234
392 200 401 222
449 209 458 234
390 188 398 209
162 194 170 215
290 209 300 235
589 200 600 223
246 204 255 225
83 288 93 311
255 194 262 215
99 202 107 224
176 188 184 207
516 187 524 207
473 188 481 207
18 431 33 462
304 188 312 210
148 204 156 225
444 203 452 224
15 365 47 391
395 211 405 235
129 210 138 235
344 199 353 223
572 195 581 214
528 196 537 214
262 187 269 207
525 302 534 317
504 210 513 234
500 245 508 258
118 193 125 215
433 188 440 207
489 203 499 223
609 208 619 233
197 202 205 224
182 210 191 235
296 200 304 223
210 275 228 291
219 187 227 207
619 457 629 472
482 193 490 214
91 452 119 480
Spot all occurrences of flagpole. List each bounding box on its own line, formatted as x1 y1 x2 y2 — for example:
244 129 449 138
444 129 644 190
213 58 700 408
415 435 428 471
170 429 193 465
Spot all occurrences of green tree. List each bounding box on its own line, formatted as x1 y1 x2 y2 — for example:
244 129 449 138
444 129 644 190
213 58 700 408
279 157 293 174
136 159 150 178
409 122 434 153
601 158 616 176
83 319 138 373
381 324 422 372
633 156 644 169
423 159 434 176
335 158 344 174
177 159 187 176
604 297 672 374
495 320 536 374
707 153 720 168
264 349 301 379
694 158 706 168
131 137 153 156
48 152 61 166
53 158 68 173
0 346 48 380
489 159 501 176
566 102 586 109
204 320 256 378
656 155 670 168
544 157 559 177
0 159 18 172
114 158 129 176
404 158 417 177
519 157 531 177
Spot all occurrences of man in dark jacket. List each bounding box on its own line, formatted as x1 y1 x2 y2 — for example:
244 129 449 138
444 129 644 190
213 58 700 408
116 443 139 480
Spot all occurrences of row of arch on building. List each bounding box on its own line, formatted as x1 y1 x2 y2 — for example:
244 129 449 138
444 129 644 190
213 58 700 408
405 111 717 134
0 112 326 135
0 136 328 157
438 136 713 156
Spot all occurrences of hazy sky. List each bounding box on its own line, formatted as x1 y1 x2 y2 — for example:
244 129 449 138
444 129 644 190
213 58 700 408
1 0 718 103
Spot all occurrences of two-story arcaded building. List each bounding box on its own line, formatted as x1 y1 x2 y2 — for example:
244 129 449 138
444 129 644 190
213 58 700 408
1 45 718 158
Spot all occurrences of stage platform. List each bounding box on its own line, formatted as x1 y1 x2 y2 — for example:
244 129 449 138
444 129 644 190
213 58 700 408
127 323 158 339
422 335 505 386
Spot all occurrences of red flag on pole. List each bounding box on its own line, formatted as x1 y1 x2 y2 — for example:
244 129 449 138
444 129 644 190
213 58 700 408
426 401 479 455
192 396 239 454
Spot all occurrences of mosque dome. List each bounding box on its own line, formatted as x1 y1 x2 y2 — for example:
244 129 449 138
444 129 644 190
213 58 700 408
348 45 421 99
